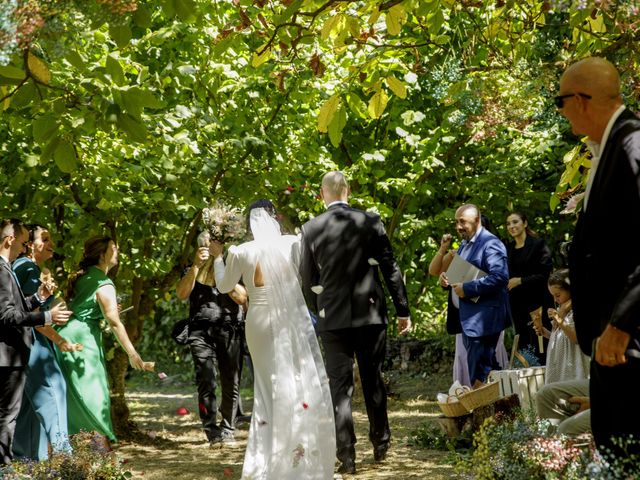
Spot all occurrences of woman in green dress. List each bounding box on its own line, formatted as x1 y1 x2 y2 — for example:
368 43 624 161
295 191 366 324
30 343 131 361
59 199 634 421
54 236 153 445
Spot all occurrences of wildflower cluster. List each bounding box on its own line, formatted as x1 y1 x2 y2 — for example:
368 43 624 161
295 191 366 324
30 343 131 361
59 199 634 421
460 408 640 480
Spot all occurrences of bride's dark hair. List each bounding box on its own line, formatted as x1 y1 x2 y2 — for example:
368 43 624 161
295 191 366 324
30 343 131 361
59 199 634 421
246 199 277 230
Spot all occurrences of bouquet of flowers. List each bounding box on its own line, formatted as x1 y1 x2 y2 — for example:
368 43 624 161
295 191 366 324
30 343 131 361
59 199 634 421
201 201 246 243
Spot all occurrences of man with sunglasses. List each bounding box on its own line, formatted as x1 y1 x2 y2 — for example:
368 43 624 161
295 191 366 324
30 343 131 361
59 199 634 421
558 57 640 462
0 219 72 464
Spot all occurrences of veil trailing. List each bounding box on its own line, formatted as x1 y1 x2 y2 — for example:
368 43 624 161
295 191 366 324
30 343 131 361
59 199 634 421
248 207 335 478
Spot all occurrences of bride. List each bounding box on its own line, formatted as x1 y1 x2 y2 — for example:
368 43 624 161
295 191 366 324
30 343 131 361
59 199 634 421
212 200 336 479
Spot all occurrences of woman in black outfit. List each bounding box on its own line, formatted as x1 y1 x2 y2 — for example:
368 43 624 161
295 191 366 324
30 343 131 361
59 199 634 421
506 211 554 364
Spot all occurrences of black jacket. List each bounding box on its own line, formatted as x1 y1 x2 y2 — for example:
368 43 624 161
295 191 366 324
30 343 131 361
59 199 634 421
569 108 640 355
300 203 410 332
0 257 46 367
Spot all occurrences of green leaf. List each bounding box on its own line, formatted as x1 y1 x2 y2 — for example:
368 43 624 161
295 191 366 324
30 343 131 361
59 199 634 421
40 136 60 163
117 113 148 143
174 0 197 23
32 115 59 145
278 0 303 23
321 14 343 41
346 93 368 119
109 24 132 48
386 76 407 99
385 5 407 36
10 81 36 108
368 90 389 119
133 5 153 28
317 94 340 133
0 65 26 80
65 51 85 70
106 55 125 85
53 140 78 173
120 87 145 119
328 104 347 147
251 46 272 68
97 198 112 210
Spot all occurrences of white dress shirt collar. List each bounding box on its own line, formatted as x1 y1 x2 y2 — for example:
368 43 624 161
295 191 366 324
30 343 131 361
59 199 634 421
326 200 348 209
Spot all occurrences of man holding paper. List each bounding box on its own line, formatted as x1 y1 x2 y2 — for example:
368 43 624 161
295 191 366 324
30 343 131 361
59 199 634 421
439 204 511 384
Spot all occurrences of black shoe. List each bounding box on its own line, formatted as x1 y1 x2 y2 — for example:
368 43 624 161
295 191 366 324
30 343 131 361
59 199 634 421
337 459 356 474
209 432 237 447
373 443 389 462
236 414 251 424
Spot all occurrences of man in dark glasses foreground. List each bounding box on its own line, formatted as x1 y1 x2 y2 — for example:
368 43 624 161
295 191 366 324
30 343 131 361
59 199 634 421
560 57 640 467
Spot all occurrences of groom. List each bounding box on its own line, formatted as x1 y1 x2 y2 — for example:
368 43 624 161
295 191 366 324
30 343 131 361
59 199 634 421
300 171 411 474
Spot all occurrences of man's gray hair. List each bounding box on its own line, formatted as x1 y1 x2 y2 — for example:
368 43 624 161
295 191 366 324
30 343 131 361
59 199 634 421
322 171 349 197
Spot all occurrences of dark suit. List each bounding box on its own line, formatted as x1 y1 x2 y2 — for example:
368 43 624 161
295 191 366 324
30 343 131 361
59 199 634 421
445 227 511 384
0 256 46 464
300 203 409 464
569 108 640 455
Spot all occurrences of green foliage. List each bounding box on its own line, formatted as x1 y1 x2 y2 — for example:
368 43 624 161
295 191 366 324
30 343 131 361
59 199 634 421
0 432 132 479
1 0 640 425
410 422 471 451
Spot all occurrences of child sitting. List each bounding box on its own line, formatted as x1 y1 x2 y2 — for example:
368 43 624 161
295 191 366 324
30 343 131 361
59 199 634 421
533 269 590 384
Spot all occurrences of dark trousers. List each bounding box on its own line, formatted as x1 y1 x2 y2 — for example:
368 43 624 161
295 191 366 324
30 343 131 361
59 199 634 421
0 367 27 465
463 331 501 385
188 325 241 441
320 324 390 463
590 357 640 464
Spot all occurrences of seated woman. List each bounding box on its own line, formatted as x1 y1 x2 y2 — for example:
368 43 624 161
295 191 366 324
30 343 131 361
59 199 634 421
54 236 153 447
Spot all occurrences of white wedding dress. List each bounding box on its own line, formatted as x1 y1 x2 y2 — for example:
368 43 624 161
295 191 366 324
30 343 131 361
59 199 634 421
214 208 336 480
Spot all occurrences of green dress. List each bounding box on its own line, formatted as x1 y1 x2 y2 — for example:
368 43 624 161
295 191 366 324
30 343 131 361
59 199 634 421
54 266 117 441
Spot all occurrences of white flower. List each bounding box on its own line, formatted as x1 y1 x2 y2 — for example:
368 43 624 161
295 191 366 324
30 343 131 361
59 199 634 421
319 309 325 318
311 285 324 294
368 258 379 265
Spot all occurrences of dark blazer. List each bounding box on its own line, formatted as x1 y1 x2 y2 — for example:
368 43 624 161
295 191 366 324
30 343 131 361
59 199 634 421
569 108 640 356
300 203 410 332
0 257 46 367
446 227 511 337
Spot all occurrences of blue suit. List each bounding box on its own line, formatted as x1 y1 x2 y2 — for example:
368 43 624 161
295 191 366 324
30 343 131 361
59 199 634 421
446 227 511 383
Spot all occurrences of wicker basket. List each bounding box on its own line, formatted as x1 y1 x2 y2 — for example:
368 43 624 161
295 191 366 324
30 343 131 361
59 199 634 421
438 396 470 418
458 381 500 411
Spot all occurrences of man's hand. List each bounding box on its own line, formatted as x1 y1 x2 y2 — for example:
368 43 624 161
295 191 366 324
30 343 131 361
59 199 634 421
508 277 522 291
398 317 412 336
50 302 72 326
440 233 453 250
595 324 630 367
568 396 590 414
438 272 449 288
452 282 465 298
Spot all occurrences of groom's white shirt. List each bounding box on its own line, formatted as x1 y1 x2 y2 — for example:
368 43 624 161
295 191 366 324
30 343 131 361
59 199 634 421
326 200 348 209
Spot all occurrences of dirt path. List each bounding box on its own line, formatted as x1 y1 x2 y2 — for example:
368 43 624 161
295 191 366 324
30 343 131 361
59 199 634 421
115 370 456 479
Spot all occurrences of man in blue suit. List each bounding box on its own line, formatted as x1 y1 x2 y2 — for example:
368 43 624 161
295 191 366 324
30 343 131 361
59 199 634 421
439 204 511 384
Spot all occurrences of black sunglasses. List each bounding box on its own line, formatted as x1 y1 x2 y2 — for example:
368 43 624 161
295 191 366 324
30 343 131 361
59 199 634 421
554 92 592 109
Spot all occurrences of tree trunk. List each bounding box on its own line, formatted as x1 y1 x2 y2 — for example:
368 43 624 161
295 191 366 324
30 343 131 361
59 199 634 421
107 276 152 438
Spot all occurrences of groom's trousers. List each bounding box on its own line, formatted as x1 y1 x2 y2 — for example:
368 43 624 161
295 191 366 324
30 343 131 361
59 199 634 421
320 324 390 463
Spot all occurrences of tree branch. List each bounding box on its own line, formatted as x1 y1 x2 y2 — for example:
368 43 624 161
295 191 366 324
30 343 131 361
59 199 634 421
0 77 28 103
